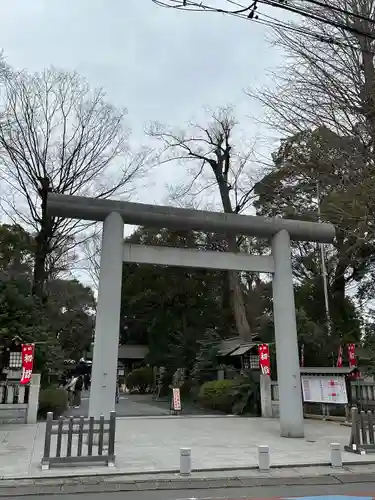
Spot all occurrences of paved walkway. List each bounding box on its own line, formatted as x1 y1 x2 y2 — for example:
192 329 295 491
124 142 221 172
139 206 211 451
64 393 208 418
0 416 374 479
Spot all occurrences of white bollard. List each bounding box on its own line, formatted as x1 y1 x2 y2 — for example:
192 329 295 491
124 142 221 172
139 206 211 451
180 448 192 476
330 443 342 468
258 445 270 471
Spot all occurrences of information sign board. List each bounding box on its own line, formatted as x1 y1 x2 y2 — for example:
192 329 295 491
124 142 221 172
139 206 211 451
301 375 347 404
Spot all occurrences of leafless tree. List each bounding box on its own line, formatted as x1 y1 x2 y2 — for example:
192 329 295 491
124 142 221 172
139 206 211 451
245 0 375 312
247 0 375 150
245 0 375 232
148 106 261 341
0 67 149 299
80 229 102 291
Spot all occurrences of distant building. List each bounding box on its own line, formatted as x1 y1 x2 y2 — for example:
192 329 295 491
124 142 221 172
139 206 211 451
87 344 149 376
217 336 261 372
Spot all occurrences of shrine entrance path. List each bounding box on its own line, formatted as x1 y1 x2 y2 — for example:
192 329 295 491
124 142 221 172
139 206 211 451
63 392 217 418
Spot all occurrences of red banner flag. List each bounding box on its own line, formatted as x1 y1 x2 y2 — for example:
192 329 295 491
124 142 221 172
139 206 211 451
20 344 35 385
347 343 356 368
258 344 271 376
336 345 343 368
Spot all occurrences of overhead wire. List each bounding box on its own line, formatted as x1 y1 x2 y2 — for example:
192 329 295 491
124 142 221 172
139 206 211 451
259 0 375 40
227 0 375 24
152 0 375 42
254 11 362 49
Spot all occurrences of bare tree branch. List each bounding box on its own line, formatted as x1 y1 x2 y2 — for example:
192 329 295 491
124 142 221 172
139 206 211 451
246 1 375 309
0 67 151 297
147 106 263 341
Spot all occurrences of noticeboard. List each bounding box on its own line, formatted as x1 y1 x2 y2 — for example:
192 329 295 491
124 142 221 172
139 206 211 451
301 375 348 404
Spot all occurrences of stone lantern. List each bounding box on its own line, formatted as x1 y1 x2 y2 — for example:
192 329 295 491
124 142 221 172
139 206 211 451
3 336 23 380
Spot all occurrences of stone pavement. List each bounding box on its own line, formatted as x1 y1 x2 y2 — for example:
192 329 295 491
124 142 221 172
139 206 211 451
65 392 210 418
0 416 374 480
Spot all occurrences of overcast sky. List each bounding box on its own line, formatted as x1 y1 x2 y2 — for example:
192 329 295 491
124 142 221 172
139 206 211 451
0 0 287 285
0 0 285 204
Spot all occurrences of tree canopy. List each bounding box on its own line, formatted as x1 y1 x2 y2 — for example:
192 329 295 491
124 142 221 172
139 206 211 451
0 223 95 375
120 227 235 371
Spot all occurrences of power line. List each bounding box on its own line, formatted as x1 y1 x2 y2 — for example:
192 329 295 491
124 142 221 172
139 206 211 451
260 0 375 40
298 0 375 24
152 0 375 42
253 11 375 53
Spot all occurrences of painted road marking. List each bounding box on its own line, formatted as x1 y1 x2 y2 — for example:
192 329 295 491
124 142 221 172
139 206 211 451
285 497 374 500
182 495 375 500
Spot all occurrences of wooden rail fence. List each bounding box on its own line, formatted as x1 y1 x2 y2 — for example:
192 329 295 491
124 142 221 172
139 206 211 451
345 406 375 454
41 411 116 469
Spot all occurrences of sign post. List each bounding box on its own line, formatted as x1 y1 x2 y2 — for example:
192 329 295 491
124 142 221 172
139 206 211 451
171 387 182 415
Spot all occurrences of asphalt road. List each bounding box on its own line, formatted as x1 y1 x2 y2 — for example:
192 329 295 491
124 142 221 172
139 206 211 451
6 481 375 500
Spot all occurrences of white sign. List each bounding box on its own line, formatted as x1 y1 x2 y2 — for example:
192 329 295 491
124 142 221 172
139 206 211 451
301 375 348 404
172 388 181 411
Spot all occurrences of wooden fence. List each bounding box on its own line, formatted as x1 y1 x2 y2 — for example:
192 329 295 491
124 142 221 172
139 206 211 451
41 411 116 469
345 406 375 454
0 381 29 404
351 380 375 411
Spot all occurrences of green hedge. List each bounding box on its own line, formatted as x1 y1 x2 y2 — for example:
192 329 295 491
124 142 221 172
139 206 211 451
198 379 237 413
198 375 261 415
126 366 154 393
38 388 68 420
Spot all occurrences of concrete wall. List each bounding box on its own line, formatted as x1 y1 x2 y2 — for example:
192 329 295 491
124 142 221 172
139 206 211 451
0 404 28 424
0 374 40 425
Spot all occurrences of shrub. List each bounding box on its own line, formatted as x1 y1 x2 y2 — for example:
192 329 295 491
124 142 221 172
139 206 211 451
179 379 193 400
231 374 260 415
38 388 68 420
198 374 261 415
126 366 154 393
191 330 221 386
198 379 237 413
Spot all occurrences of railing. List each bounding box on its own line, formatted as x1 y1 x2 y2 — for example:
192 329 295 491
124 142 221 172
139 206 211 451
0 381 29 404
41 411 116 469
271 381 279 401
345 406 375 454
270 381 279 417
0 375 40 424
351 380 375 410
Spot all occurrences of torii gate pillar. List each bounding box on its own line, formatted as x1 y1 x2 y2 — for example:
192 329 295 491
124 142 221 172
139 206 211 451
88 212 124 419
272 229 304 437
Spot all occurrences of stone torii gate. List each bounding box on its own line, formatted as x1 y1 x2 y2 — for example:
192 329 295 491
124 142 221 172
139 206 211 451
47 193 335 438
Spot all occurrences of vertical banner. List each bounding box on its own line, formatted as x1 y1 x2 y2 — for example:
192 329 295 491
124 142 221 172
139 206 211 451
347 343 356 368
300 344 305 368
258 344 271 376
336 345 343 368
20 344 35 385
172 387 181 412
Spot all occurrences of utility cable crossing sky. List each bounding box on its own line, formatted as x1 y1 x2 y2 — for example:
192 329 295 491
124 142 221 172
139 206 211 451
152 0 375 53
